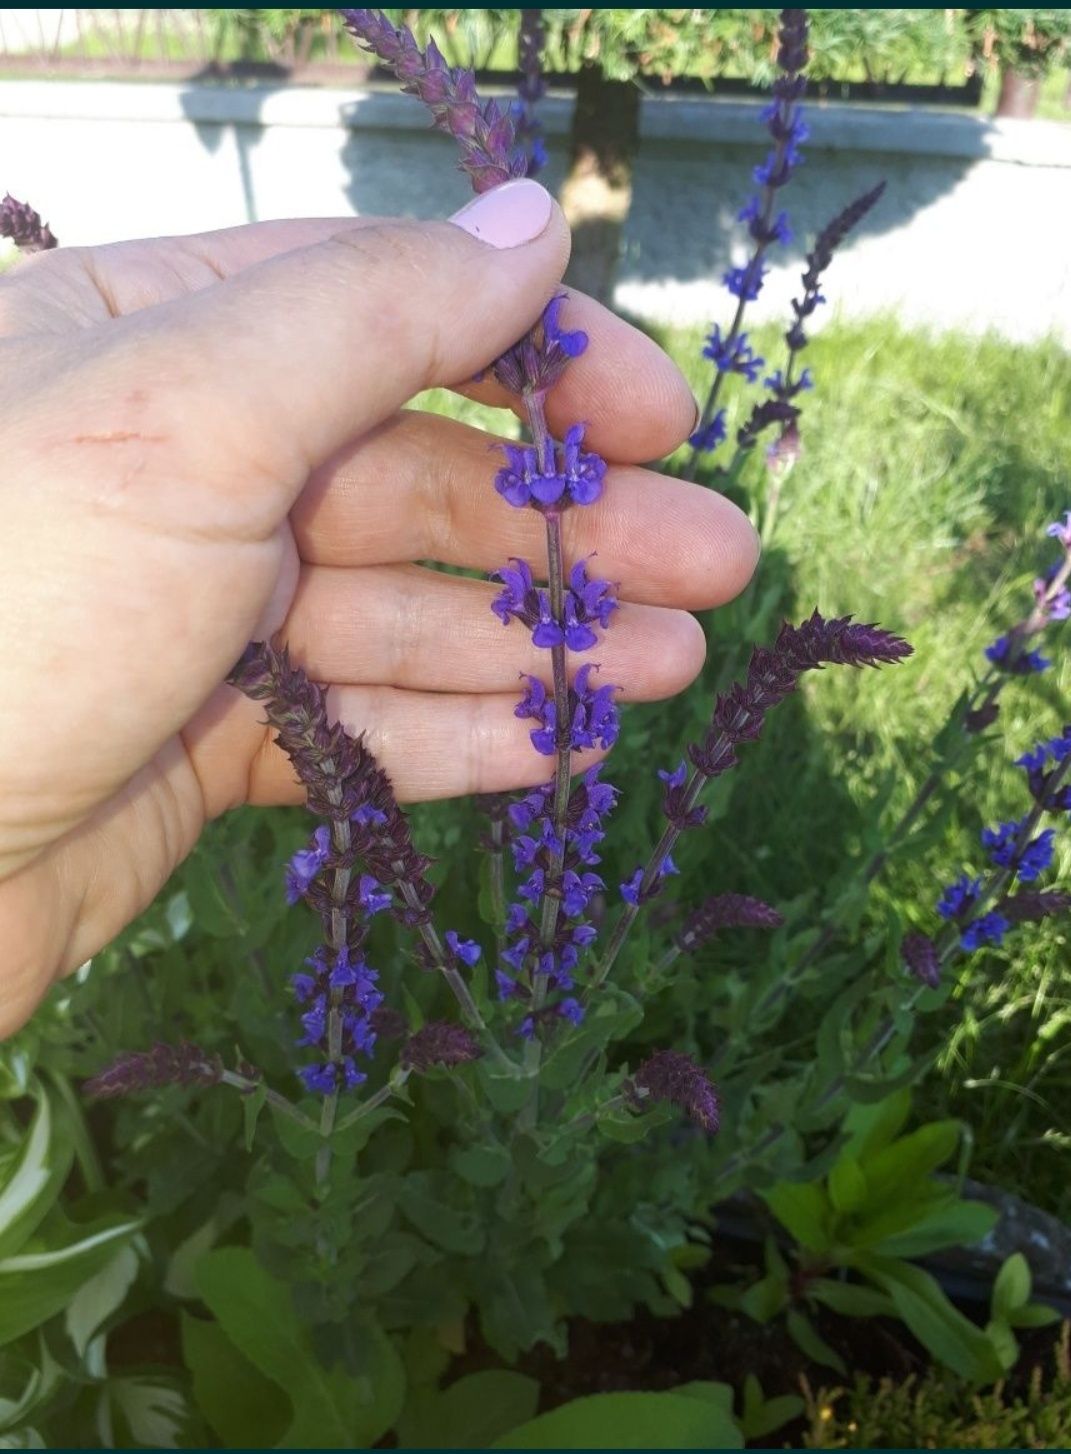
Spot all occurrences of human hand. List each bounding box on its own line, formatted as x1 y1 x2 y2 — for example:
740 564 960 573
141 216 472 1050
0 179 758 1034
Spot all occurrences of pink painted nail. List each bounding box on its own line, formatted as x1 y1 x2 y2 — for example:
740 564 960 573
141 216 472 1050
450 179 553 249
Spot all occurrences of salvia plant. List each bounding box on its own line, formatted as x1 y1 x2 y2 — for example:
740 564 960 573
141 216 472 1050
2 7 1068 1441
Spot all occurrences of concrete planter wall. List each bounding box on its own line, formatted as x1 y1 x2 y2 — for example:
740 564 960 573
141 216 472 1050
2 78 1069 342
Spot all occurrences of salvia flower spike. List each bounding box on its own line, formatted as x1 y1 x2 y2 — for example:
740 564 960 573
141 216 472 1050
0 193 58 251
340 9 526 192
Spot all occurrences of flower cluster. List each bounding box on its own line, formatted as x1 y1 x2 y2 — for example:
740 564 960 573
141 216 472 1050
0 192 57 252
492 557 618 651
493 422 607 512
906 726 1071 983
631 1050 721 1134
229 641 478 1096
85 1042 223 1099
981 512 1071 681
340 9 525 193
688 10 884 470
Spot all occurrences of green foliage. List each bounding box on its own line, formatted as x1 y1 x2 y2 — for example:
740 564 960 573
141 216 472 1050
714 1104 1020 1385
491 1386 743 1449
4 316 1070 1445
802 1322 1071 1448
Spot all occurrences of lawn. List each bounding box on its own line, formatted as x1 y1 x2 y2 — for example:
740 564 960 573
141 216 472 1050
414 311 1071 1220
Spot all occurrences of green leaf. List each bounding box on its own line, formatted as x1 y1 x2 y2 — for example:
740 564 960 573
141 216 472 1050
762 1182 832 1253
195 1247 405 1448
0 1215 140 1348
983 1315 1019 1374
786 1308 846 1375
992 1252 1031 1319
842 1090 912 1162
0 1090 73 1262
1007 1302 1061 1329
808 1278 895 1319
740 1274 788 1325
857 1255 1004 1384
859 1121 961 1204
397 1370 540 1449
828 1153 867 1215
492 1391 743 1449
673 1382 734 1416
181 1312 290 1449
242 1084 268 1152
738 1376 804 1442
449 1143 510 1189
65 1243 139 1358
398 1174 485 1256
871 1197 997 1258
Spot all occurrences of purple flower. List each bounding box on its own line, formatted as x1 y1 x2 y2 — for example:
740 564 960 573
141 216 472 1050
285 824 332 904
513 8 546 176
985 635 1050 674
493 424 606 513
703 325 765 382
558 997 584 1026
516 663 619 756
723 260 768 303
84 1042 224 1099
738 196 792 247
675 893 784 954
1047 512 1071 549
1034 575 1071 622
632 1049 720 1134
937 874 983 921
981 818 1055 881
340 10 524 193
998 888 1071 923
0 193 57 251
688 410 727 454
491 293 589 397
960 912 1011 952
401 1021 482 1072
901 931 941 990
620 853 678 907
445 930 482 967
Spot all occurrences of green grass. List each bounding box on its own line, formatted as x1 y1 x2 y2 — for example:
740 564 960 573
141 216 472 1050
416 314 1071 1218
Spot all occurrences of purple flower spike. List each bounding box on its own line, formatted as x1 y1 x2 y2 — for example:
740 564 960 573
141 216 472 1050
675 893 784 954
402 1021 482 1072
85 1042 224 1099
901 931 941 990
340 10 524 193
0 193 57 252
998 888 1071 923
632 1049 720 1134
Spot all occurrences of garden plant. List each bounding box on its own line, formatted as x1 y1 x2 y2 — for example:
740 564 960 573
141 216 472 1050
0 7 1069 1450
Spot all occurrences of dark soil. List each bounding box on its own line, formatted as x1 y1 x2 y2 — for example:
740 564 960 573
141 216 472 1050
450 1235 1066 1446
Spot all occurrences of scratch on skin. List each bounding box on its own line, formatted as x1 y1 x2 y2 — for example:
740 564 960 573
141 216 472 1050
71 431 167 445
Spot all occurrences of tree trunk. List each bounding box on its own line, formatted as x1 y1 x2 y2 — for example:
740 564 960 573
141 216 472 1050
995 67 1040 118
559 62 641 305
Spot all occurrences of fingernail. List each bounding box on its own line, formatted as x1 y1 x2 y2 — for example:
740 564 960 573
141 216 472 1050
450 179 553 249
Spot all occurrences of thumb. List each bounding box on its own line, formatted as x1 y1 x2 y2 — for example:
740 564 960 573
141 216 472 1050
60 179 567 525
